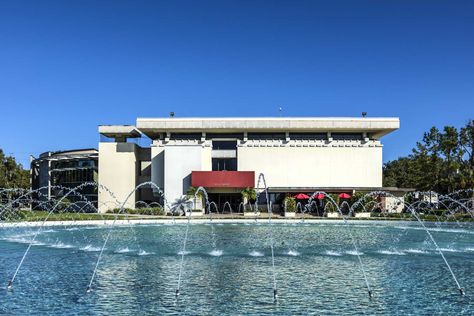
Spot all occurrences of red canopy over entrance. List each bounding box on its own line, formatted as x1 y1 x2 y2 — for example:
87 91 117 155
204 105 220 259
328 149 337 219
191 171 254 188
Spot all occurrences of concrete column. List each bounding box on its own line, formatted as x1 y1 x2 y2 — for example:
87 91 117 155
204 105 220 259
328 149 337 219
98 142 138 213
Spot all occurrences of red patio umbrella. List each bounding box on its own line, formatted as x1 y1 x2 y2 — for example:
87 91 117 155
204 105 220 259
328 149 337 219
294 193 310 199
338 193 351 199
315 193 325 200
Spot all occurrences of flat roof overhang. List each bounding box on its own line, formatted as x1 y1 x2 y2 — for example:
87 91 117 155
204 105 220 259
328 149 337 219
136 117 400 139
98 125 141 138
33 149 98 164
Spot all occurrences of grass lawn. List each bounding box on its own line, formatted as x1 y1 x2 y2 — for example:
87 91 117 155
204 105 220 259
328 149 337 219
1 210 472 222
6 210 140 222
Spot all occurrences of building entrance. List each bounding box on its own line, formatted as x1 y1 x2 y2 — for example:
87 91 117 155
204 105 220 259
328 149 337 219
207 193 242 213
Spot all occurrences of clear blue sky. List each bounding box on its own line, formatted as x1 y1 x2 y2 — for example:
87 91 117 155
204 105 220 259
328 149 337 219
0 0 473 168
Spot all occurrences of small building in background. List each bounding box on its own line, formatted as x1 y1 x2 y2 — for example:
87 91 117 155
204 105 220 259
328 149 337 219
30 149 98 210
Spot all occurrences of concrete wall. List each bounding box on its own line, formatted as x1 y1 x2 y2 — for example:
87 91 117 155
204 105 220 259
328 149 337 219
99 138 385 212
164 145 203 206
201 145 212 171
98 142 138 213
151 144 165 191
237 143 382 188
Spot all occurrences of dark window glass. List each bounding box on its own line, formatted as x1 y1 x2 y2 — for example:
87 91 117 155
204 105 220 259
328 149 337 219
212 158 237 171
247 133 286 140
206 133 243 140
212 140 237 150
170 133 202 140
290 133 327 140
332 133 363 140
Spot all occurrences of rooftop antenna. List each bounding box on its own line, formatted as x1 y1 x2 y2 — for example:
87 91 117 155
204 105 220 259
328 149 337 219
362 112 367 118
278 106 283 117
170 111 175 118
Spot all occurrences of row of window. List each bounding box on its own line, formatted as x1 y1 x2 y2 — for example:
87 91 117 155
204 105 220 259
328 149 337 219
212 158 237 171
51 169 97 185
165 133 367 141
52 159 96 169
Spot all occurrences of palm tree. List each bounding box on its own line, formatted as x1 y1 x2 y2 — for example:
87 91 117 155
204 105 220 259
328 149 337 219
171 196 193 216
241 187 257 205
186 186 205 210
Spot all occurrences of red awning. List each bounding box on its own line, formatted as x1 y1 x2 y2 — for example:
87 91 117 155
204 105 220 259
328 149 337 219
315 193 325 200
338 193 351 199
191 171 255 188
294 193 310 199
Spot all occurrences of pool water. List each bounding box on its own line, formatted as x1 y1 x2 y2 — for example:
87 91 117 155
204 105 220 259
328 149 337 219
0 221 473 315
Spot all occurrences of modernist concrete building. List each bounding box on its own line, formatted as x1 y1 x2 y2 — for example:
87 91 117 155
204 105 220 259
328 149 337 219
30 149 98 209
97 117 400 213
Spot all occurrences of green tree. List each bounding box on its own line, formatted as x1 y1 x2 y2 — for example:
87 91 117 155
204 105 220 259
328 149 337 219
412 126 443 191
186 186 203 199
0 149 29 189
283 195 296 212
383 157 419 189
438 126 463 192
383 120 474 193
460 119 474 189
241 187 257 203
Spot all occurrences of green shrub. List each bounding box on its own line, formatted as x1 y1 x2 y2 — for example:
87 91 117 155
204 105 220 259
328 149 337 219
55 197 72 212
243 205 265 213
430 209 447 216
243 204 256 213
325 193 340 213
283 196 296 212
323 194 340 213
108 207 164 216
370 212 405 219
241 187 257 202
186 186 203 199
350 192 376 213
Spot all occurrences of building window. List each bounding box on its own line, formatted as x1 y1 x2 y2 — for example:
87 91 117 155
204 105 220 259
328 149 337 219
207 133 243 140
169 133 202 140
290 133 327 140
247 133 286 140
212 140 237 150
212 158 237 171
331 133 363 140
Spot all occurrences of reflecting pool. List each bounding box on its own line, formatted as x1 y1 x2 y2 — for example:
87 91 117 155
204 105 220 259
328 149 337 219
0 222 473 315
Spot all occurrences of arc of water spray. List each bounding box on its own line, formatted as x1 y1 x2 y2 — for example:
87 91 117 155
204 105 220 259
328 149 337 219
255 174 278 300
175 186 208 298
0 185 72 217
350 191 465 296
86 182 167 293
309 191 373 298
175 203 192 297
407 203 465 295
6 182 98 290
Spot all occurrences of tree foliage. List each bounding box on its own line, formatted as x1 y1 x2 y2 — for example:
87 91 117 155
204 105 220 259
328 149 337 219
283 195 296 212
383 120 474 193
0 149 29 189
186 186 203 199
241 187 257 202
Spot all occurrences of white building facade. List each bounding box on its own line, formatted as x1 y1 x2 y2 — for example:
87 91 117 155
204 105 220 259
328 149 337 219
97 117 399 213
